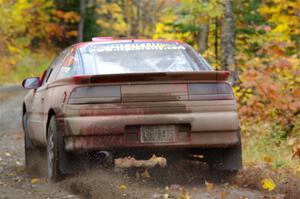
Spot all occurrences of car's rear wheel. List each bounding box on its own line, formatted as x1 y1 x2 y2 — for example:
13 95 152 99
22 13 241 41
47 116 61 182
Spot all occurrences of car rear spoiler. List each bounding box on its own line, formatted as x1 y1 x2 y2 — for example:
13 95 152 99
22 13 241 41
50 71 230 86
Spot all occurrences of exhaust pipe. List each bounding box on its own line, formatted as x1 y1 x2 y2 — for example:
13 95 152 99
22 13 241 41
89 151 111 161
98 151 110 159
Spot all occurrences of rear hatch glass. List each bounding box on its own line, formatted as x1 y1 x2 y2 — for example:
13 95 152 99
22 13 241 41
79 42 211 75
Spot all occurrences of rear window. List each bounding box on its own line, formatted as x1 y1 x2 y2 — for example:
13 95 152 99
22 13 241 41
79 42 211 75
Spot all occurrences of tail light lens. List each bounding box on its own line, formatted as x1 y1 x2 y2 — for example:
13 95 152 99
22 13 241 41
69 86 121 104
188 83 234 100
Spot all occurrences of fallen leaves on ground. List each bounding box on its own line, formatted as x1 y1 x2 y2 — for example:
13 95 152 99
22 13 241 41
220 190 228 199
234 164 300 198
115 155 167 168
141 169 150 178
262 178 276 191
15 160 22 166
263 156 273 164
4 152 11 157
164 186 169 191
178 189 190 199
205 181 214 191
6 172 16 177
261 178 276 192
119 184 126 191
31 178 39 184
14 131 23 140
0 181 7 186
288 137 300 159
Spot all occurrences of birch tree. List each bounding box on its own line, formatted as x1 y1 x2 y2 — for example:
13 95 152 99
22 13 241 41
221 0 237 82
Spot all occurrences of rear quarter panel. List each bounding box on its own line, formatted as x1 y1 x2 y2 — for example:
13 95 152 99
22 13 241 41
26 83 75 146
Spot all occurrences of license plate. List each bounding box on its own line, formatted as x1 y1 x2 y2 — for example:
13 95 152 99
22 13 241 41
140 125 176 143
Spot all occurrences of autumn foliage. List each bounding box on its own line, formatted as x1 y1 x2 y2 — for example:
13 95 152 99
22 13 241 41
0 0 299 167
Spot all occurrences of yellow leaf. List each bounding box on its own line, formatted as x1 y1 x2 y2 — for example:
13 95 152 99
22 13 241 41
165 186 169 191
297 165 300 177
119 184 126 191
4 152 11 157
16 161 22 166
6 172 16 177
261 178 276 191
31 178 39 184
205 181 214 191
0 181 6 186
141 169 151 178
220 190 228 199
263 156 273 164
178 189 190 199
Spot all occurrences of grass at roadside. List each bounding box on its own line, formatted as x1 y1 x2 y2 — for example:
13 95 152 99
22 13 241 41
0 49 56 84
242 122 299 170
238 122 300 198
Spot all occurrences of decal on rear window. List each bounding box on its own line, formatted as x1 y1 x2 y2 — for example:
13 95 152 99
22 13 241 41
88 43 185 52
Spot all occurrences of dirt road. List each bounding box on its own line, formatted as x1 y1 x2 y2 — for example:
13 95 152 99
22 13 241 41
0 85 289 199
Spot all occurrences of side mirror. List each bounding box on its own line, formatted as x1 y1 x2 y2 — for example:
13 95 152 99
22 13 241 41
22 77 40 89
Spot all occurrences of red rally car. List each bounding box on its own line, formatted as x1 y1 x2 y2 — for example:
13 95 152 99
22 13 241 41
22 38 242 181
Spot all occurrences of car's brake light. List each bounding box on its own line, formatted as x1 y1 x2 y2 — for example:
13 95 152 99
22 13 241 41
92 37 114 42
217 71 230 81
188 83 234 100
69 86 121 104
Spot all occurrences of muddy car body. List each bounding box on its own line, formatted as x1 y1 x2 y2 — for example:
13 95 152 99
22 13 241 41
22 39 242 181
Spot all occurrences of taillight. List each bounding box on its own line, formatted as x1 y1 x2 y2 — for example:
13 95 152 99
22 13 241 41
69 86 121 104
188 83 234 100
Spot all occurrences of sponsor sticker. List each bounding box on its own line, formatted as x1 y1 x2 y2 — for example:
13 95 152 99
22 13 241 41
89 43 185 52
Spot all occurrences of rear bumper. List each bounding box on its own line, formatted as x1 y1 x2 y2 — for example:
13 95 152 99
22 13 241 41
59 111 239 152
64 131 239 152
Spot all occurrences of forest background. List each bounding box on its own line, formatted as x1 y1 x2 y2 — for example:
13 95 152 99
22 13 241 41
0 0 300 171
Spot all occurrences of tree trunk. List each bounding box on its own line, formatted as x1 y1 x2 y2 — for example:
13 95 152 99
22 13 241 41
221 0 238 82
214 18 219 64
198 23 209 54
78 0 86 42
129 0 141 37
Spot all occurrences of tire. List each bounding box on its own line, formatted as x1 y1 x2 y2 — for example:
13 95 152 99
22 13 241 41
47 116 61 182
23 112 44 176
47 115 86 179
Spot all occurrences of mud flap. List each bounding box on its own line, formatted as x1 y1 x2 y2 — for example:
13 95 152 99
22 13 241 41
58 133 87 174
210 144 242 171
24 113 47 176
25 146 47 176
207 129 243 171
